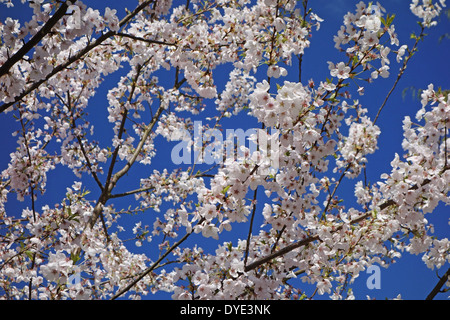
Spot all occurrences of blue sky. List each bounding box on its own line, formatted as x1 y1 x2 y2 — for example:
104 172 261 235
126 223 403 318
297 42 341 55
0 0 449 300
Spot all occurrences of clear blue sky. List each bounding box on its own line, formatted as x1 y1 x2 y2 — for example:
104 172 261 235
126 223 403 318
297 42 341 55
0 0 449 300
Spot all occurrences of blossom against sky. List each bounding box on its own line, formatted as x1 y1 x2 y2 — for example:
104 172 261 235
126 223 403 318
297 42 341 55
0 0 448 300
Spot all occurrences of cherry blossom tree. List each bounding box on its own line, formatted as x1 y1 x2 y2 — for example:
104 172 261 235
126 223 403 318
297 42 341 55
0 0 448 300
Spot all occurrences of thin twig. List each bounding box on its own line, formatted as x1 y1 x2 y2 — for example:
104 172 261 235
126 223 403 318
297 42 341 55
373 26 425 125
116 32 177 47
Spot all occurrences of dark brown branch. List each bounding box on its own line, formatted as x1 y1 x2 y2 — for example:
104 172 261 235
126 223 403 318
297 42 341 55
0 0 75 79
104 63 144 188
244 188 258 267
244 233 320 273
426 267 450 300
116 32 177 47
88 104 164 228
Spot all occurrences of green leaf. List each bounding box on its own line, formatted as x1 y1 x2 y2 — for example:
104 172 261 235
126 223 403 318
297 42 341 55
387 14 395 26
25 250 34 260
221 185 231 194
71 253 81 264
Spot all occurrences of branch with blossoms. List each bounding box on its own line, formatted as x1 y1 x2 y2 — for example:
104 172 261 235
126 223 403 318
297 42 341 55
0 0 448 300
0 0 156 114
244 163 449 273
0 0 76 78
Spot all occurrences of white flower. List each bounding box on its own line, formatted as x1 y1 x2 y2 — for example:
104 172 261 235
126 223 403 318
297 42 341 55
329 62 351 79
264 0 277 6
357 86 365 95
319 81 336 92
267 65 287 78
420 83 435 108
202 223 219 240
197 86 217 99
363 15 382 32
40 252 73 283
201 203 217 220
410 0 446 27
362 31 379 48
310 13 324 30
97 152 107 163
274 17 286 32
72 181 82 191
379 65 390 78
396 45 408 62
317 278 332 295
104 7 119 31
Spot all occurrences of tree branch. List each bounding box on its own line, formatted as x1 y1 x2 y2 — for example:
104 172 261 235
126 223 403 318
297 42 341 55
426 267 450 300
104 63 144 188
0 0 155 114
88 104 164 228
297 0 309 83
0 0 76 79
116 32 177 47
373 25 425 125
244 188 258 267
111 218 205 300
243 166 447 273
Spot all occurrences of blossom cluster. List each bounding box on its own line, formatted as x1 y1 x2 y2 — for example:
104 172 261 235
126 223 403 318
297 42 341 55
410 0 447 27
0 0 448 300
